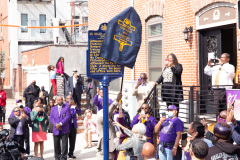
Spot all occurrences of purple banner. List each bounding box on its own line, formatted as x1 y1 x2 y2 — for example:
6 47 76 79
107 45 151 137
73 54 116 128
226 89 240 120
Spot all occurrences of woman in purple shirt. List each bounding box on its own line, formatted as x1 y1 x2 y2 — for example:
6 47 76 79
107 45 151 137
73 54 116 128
154 105 183 160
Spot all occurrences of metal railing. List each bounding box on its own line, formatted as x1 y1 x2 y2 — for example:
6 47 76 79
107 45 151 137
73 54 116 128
138 84 240 125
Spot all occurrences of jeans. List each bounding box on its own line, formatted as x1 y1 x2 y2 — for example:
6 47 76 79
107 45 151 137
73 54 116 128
158 144 173 160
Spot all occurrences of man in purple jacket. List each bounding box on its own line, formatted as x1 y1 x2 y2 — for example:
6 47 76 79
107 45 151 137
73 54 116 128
131 103 157 144
68 99 81 159
50 96 71 160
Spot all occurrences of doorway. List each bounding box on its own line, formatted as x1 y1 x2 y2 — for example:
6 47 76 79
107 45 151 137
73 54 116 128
199 24 237 114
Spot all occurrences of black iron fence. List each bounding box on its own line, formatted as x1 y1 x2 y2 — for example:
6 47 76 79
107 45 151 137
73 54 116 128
139 84 240 125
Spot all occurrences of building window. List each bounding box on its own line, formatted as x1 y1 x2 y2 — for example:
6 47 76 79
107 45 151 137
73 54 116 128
82 17 88 33
21 14 28 33
147 16 163 81
40 14 46 33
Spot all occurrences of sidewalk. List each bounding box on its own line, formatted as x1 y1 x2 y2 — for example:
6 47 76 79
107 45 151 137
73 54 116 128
4 99 98 160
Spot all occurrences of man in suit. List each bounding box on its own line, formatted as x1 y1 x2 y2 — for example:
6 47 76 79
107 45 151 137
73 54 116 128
9 99 31 155
67 69 84 107
8 107 29 148
25 80 40 110
96 92 122 160
132 73 155 110
50 96 71 160
85 78 98 112
68 100 81 159
39 86 49 105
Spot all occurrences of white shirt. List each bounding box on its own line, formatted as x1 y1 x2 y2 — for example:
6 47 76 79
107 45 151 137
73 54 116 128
58 105 62 115
204 63 235 89
73 76 77 88
58 105 63 126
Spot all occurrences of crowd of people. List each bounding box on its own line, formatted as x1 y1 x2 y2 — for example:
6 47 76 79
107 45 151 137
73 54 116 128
0 52 238 160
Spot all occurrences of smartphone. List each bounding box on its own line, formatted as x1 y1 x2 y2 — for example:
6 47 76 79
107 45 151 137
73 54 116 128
138 78 141 82
130 156 138 160
211 59 219 63
181 133 188 147
162 112 166 117
232 100 235 109
197 126 205 138
141 110 145 115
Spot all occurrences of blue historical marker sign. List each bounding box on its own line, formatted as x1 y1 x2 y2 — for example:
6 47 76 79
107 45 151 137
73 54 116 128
86 23 124 82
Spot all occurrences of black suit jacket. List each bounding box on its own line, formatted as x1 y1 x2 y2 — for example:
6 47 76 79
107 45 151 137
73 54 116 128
8 116 29 141
26 85 40 101
67 75 84 96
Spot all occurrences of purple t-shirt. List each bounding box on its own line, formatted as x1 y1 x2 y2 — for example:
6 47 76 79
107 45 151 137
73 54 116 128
160 117 183 143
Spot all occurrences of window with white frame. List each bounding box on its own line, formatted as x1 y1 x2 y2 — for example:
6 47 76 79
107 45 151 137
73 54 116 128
147 16 163 81
40 14 46 33
21 14 28 33
82 17 88 33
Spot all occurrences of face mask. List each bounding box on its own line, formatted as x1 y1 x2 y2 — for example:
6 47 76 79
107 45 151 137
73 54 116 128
168 111 174 118
58 102 63 106
32 82 36 86
71 105 76 109
17 103 23 107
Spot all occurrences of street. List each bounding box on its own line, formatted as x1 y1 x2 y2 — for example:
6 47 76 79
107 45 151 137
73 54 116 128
4 99 97 160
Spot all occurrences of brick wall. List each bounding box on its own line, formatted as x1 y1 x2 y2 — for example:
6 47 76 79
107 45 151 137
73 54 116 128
21 46 50 94
89 0 240 86
0 0 11 87
21 46 50 67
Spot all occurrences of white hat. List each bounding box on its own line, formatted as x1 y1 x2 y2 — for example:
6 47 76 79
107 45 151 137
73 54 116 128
73 69 78 73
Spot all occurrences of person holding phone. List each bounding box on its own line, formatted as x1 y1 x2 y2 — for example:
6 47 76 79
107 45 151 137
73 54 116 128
156 54 183 112
130 103 157 144
186 121 213 149
132 73 155 110
30 102 48 158
154 105 183 160
204 53 235 113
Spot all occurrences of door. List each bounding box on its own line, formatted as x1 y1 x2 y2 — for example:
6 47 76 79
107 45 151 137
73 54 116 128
199 29 222 87
199 29 222 114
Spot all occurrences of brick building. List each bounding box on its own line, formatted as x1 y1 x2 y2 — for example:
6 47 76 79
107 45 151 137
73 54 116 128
88 0 240 117
0 0 88 98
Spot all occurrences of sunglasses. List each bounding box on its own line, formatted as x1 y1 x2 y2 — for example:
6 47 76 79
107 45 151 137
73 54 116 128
141 107 148 109
141 78 146 79
14 110 20 112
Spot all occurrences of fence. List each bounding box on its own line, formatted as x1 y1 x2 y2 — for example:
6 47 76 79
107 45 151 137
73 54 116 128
140 84 240 125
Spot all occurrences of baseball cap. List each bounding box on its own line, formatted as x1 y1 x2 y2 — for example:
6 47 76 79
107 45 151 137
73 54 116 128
16 99 22 103
168 105 177 110
214 122 232 140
